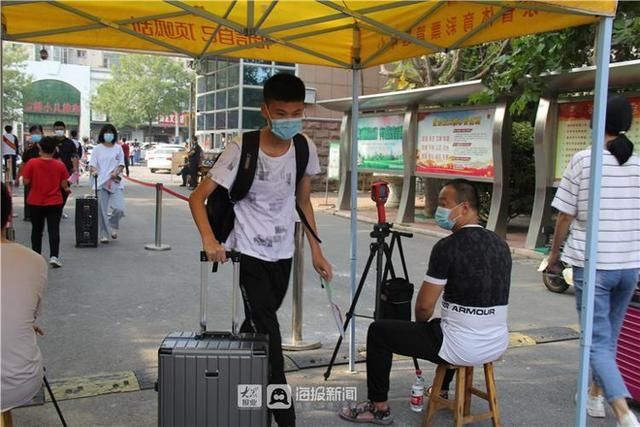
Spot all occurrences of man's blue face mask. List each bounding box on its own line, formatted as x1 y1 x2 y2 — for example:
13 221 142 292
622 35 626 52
266 108 303 141
434 203 462 231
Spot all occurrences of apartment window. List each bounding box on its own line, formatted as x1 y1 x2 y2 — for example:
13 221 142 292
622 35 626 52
77 50 87 58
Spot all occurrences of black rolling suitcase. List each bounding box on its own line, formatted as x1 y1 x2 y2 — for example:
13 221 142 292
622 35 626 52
157 251 269 427
75 175 98 247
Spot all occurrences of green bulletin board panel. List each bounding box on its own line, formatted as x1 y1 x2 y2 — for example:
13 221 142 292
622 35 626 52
357 114 404 172
554 97 640 180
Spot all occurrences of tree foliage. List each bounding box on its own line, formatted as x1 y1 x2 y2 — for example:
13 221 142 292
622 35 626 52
383 2 640 115
91 54 193 131
385 4 638 221
2 43 32 123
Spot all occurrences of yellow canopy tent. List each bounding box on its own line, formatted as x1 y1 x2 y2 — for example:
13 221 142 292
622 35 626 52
1 3 619 425
1 1 616 68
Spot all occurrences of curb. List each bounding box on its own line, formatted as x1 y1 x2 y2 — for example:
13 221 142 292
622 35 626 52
27 326 578 405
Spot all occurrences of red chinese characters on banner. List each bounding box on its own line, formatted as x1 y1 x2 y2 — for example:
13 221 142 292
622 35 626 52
502 9 515 23
158 113 189 126
446 17 457 36
201 26 272 49
431 21 442 39
24 102 81 115
463 12 474 33
481 7 495 23
133 20 195 41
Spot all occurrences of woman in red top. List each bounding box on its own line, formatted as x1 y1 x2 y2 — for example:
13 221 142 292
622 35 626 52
21 137 70 268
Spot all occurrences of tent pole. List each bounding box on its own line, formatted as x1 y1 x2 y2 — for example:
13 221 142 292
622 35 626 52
349 67 361 373
575 16 613 427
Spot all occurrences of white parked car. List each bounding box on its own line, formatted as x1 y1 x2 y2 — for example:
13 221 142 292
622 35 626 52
147 144 186 173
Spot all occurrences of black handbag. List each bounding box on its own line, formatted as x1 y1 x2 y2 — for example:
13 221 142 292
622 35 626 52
377 236 414 321
379 277 414 321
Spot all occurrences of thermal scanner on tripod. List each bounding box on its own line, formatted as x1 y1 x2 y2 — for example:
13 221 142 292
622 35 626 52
371 181 389 224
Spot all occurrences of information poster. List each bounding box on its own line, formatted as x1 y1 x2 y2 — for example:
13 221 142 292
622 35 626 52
357 115 404 171
328 141 340 180
416 108 495 178
555 97 640 180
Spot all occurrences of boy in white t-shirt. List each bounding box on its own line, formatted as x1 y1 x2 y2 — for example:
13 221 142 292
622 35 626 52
190 74 332 427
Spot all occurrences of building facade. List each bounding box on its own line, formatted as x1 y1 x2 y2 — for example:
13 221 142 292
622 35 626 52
194 58 387 189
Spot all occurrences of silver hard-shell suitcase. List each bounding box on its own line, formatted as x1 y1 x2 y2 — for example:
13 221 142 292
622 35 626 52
157 251 269 427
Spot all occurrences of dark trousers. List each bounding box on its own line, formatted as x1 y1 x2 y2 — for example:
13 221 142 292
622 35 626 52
124 157 130 176
188 164 198 188
366 319 456 402
239 255 295 427
30 204 63 257
4 154 17 180
24 185 31 220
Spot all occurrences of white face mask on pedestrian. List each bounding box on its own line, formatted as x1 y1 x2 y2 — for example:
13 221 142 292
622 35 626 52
55 130 65 138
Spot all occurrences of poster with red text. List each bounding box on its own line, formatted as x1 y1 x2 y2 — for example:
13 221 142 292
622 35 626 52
416 108 495 179
555 97 640 180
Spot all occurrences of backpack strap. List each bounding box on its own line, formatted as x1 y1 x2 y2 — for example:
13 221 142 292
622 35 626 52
293 134 322 244
229 130 260 202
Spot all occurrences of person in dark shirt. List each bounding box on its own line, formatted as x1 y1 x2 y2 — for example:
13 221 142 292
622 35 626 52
119 137 131 176
187 137 202 190
340 179 512 425
52 121 77 215
18 125 43 221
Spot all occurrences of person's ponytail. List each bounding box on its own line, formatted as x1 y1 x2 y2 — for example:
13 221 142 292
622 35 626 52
604 96 634 165
607 132 634 165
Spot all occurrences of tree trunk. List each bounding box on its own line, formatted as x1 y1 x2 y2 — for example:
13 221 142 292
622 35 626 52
148 120 153 141
423 178 444 218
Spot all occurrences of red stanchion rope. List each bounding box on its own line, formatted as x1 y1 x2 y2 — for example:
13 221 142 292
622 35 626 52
161 186 190 202
124 176 190 202
124 176 156 188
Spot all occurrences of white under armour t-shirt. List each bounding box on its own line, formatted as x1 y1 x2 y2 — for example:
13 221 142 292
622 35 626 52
208 133 321 262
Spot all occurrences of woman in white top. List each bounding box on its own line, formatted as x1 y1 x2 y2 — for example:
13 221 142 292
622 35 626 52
549 96 640 427
89 124 126 244
1 183 48 425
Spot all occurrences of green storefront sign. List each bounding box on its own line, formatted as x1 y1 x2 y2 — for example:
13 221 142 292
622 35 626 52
23 79 81 127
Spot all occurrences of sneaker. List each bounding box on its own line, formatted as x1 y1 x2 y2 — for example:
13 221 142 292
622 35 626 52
111 232 118 240
339 401 393 425
587 394 606 418
49 256 63 268
618 412 640 427
62 213 69 219
100 237 109 244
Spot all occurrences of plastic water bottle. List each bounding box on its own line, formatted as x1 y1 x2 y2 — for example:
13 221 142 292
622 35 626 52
410 369 425 412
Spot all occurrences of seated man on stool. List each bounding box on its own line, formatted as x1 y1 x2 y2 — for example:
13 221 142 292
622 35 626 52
339 179 512 425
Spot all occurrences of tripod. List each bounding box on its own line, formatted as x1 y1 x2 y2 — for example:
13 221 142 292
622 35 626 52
324 222 417 380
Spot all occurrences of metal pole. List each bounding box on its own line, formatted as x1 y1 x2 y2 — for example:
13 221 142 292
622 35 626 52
282 222 321 351
575 16 613 427
349 66 361 373
145 183 171 251
188 81 194 143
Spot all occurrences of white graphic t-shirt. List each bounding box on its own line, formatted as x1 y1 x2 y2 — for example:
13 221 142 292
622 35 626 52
208 133 320 262
89 143 125 191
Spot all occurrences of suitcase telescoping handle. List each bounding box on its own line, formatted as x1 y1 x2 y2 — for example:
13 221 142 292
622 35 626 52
199 250 242 336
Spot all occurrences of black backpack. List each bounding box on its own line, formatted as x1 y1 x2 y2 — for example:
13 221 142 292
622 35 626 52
206 130 321 245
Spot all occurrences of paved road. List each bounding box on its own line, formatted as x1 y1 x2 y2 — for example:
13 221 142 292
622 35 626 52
7 165 635 426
